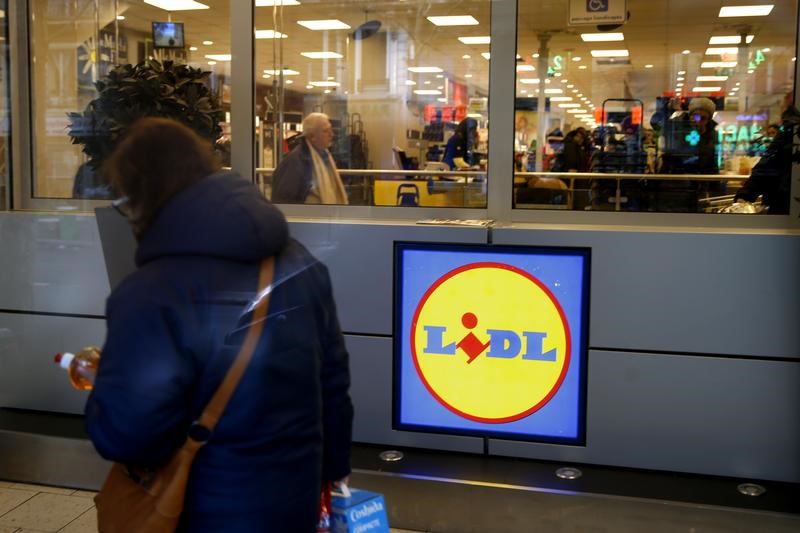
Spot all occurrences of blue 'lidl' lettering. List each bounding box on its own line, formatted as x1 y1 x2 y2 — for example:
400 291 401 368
423 325 557 360
423 326 456 355
486 329 522 358
521 332 557 361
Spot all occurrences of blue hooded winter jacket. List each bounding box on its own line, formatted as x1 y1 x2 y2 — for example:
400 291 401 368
85 171 353 532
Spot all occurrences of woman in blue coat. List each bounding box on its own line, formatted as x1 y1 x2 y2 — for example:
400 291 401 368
85 117 353 532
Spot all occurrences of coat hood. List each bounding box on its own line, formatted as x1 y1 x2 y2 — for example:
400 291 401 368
135 171 288 266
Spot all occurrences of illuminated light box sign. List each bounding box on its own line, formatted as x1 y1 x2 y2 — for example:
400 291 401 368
393 243 590 445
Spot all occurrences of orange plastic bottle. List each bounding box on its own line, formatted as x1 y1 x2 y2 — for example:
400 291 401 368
54 347 100 391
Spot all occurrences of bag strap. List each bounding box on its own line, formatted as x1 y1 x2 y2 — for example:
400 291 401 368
194 256 276 435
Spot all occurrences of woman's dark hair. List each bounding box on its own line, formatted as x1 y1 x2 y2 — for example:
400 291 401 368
105 117 221 237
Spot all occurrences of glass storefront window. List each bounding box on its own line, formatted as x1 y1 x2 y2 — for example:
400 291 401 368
255 0 490 208
28 0 229 202
514 0 798 215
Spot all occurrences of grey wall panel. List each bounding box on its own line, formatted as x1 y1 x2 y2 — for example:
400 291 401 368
489 350 800 483
346 334 484 454
289 220 487 336
0 213 109 316
493 226 800 358
0 313 105 414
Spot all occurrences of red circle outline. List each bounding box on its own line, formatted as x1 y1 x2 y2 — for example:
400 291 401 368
409 262 572 424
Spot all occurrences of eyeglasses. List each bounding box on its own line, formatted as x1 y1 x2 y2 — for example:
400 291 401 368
111 196 131 218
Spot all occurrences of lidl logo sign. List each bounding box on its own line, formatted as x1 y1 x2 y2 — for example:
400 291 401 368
412 263 570 423
395 244 589 444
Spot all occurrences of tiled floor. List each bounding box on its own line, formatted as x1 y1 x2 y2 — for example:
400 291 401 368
0 481 419 532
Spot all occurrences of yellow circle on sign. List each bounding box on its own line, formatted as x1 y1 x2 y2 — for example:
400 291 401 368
411 262 570 423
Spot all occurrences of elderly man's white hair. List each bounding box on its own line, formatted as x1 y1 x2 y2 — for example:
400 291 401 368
303 112 330 137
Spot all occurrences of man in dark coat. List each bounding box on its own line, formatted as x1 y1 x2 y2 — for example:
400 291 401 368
271 112 348 204
85 118 353 532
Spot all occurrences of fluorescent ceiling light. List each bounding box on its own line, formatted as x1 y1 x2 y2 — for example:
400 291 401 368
297 19 350 30
549 96 573 101
696 75 728 81
706 47 739 55
544 88 563 94
709 35 754 44
205 54 231 61
144 0 209 9
189 46 198 51
285 80 294 84
414 90 442 95
519 78 541 84
692 86 722 92
516 65 536 72
567 109 588 114
481 52 491 60
581 32 624 42
408 66 443 73
202 40 213 45
207 61 216 65
256 0 300 5
719 5 774 17
309 81 340 87
558 103 582 108
590 50 629 58
458 36 491 45
301 51 343 59
117 15 125 20
578 65 587 69
701 61 737 68
263 69 299 75
256 30 288 39
465 74 473 78
427 16 479 26
405 80 416 85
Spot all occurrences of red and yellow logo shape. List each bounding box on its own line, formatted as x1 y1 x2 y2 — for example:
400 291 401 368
410 262 571 423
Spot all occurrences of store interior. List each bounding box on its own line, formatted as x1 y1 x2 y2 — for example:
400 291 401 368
26 0 798 212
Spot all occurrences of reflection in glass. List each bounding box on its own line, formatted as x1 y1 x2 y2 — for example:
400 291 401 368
29 0 230 200
255 0 490 207
514 0 797 214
